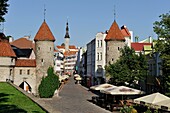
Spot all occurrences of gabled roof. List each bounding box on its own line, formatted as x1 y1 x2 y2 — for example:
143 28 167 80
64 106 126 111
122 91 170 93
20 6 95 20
0 41 16 57
34 21 55 41
131 43 152 51
105 20 125 41
15 59 36 67
10 37 35 50
64 51 77 56
121 25 131 37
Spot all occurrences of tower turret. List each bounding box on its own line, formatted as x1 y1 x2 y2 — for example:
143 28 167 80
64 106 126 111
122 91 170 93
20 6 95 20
64 21 70 51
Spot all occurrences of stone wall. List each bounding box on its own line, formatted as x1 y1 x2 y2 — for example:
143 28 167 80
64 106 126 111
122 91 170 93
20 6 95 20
35 41 54 94
0 67 14 82
0 57 15 82
14 67 36 94
106 41 125 65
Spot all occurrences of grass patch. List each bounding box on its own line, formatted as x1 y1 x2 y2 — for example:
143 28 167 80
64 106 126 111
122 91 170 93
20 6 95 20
0 82 46 113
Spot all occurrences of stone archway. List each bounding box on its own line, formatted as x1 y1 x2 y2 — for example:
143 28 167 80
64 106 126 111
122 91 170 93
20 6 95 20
19 81 32 93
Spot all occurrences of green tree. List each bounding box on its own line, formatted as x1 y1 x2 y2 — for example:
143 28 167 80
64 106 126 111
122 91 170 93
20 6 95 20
106 45 147 87
0 0 9 22
153 11 170 95
38 66 60 98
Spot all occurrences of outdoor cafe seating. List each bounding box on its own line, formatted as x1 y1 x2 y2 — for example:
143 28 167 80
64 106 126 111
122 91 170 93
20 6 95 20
90 84 144 112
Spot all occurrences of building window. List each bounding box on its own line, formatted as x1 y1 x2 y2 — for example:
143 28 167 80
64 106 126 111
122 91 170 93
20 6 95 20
27 70 30 75
97 40 99 47
41 59 44 65
20 70 22 75
11 59 14 63
50 47 51 51
10 69 12 75
100 40 102 47
97 53 99 61
118 47 120 50
38 47 40 50
100 52 102 60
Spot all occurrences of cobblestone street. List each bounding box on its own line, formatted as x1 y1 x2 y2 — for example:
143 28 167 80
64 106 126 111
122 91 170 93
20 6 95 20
42 76 115 113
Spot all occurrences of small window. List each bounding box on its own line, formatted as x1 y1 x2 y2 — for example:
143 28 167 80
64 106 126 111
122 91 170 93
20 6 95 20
118 47 120 50
41 59 44 65
11 59 14 63
97 53 99 61
50 47 51 51
112 58 114 61
20 70 22 75
27 70 30 75
38 47 40 50
10 69 12 75
100 52 102 60
100 40 102 47
97 40 99 47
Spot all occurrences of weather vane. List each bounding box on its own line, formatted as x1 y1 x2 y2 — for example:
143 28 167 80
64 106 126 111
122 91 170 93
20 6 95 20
44 4 46 21
114 5 116 21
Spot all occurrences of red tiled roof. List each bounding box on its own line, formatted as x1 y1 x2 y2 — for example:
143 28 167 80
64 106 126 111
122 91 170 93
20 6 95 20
34 21 55 41
56 45 77 49
64 51 77 56
15 59 36 67
10 37 35 50
121 25 131 37
131 43 152 51
54 49 59 52
0 41 16 57
105 20 125 41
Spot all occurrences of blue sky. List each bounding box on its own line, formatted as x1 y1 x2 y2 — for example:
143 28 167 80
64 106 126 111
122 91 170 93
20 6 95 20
3 0 170 47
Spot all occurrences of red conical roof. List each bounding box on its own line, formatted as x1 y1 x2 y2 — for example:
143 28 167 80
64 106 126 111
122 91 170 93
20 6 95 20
34 21 55 41
105 20 125 41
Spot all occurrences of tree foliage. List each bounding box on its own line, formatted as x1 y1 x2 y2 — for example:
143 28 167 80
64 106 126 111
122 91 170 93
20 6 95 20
153 11 170 95
38 66 60 98
106 45 147 87
0 0 9 22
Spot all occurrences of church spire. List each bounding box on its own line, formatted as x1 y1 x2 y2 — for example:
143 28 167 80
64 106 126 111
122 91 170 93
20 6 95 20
64 20 70 38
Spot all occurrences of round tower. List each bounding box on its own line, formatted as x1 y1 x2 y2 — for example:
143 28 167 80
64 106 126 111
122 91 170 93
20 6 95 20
105 20 125 65
34 20 55 94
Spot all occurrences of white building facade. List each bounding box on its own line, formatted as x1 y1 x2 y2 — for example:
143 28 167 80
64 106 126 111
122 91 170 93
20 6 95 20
54 50 64 75
86 32 107 86
94 32 107 84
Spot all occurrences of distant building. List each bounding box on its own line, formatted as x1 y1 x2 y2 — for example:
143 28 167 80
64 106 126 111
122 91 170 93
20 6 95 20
54 49 64 75
56 21 79 75
131 42 153 55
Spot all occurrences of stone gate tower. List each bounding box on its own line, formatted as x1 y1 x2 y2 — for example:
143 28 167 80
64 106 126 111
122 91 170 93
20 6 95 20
34 20 55 94
105 20 125 65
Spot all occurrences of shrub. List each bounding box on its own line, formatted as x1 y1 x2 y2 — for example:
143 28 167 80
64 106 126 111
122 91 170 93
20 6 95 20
38 67 59 98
